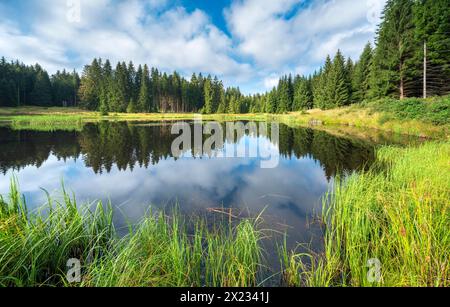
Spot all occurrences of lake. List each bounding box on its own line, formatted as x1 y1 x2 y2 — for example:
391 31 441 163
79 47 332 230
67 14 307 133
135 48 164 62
0 120 416 270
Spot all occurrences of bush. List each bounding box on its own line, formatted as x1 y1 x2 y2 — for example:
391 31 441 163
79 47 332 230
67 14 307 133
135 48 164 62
369 96 450 125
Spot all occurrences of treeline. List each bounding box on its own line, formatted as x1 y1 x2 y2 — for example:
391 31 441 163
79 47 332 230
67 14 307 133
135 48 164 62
77 58 251 114
0 58 80 107
259 0 450 112
0 0 448 113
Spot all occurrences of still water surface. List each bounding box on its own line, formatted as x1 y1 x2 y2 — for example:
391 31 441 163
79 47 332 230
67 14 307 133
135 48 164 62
0 121 413 265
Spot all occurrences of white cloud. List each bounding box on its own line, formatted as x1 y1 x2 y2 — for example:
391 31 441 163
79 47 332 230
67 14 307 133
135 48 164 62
263 75 279 89
226 0 387 76
0 0 251 83
0 0 387 93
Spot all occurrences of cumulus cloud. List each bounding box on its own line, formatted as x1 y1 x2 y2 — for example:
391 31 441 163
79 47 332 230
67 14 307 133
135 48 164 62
0 0 251 81
226 0 387 89
0 0 386 92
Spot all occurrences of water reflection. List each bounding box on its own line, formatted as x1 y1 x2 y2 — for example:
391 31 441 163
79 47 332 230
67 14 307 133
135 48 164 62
0 122 374 177
0 121 378 256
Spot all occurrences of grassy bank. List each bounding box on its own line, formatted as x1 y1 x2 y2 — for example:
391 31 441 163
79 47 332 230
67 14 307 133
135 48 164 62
1 96 448 138
283 141 449 287
278 96 450 139
0 181 262 287
0 142 448 287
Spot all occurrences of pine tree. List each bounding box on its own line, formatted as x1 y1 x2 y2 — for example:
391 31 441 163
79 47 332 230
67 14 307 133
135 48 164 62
327 50 350 107
216 83 227 114
413 0 450 96
314 56 333 109
277 77 290 113
29 65 52 106
293 78 313 110
138 65 150 113
203 76 214 114
79 58 103 110
353 42 373 102
369 0 416 99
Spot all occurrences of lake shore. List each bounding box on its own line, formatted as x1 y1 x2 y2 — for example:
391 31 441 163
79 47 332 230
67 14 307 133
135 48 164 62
1 97 449 139
1 141 448 287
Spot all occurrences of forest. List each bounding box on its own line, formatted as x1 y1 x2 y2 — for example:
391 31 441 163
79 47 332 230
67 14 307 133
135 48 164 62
0 0 449 114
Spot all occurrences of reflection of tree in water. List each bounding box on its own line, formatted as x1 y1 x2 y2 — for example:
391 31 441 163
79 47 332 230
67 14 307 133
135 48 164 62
0 122 374 178
274 125 374 179
0 128 81 174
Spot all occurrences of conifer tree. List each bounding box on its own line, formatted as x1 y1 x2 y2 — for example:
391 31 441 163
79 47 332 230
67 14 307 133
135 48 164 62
369 0 416 99
138 65 150 112
293 78 313 110
328 50 350 107
29 65 52 106
353 43 373 102
203 76 214 114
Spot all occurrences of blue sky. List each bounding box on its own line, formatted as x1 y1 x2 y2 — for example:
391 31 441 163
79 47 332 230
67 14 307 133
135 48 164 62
0 0 386 93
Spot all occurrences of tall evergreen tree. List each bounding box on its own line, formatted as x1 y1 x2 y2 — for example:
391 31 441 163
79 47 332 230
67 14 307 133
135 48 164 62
203 76 214 114
293 78 313 110
79 58 103 110
29 65 52 106
327 50 350 107
353 43 373 102
369 0 416 99
137 65 151 112
413 0 450 96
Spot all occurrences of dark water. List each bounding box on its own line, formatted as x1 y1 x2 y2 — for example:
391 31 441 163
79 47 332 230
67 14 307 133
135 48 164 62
0 121 410 269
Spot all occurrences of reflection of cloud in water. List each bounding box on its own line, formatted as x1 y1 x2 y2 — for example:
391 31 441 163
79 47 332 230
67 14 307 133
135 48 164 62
0 150 330 247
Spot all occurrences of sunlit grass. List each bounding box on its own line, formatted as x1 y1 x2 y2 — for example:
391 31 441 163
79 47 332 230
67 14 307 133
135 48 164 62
0 180 263 287
281 141 450 287
1 98 449 139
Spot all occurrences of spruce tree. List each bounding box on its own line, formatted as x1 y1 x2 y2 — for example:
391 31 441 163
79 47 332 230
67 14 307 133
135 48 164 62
203 76 214 114
138 65 150 113
29 65 52 106
413 0 450 96
353 43 373 102
369 0 416 99
293 78 313 110
328 50 350 107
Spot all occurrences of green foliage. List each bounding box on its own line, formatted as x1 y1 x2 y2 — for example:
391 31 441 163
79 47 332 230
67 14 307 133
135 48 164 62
370 95 450 125
29 66 53 107
0 181 262 287
285 142 450 287
369 0 416 99
293 78 312 110
353 43 373 102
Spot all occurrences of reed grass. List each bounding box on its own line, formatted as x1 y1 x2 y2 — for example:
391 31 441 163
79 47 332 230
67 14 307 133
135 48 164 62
1 142 448 287
282 141 450 287
0 180 262 287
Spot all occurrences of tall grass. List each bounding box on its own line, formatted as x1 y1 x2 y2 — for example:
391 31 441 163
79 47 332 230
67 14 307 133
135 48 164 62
0 180 262 287
1 142 448 287
282 142 449 287
9 115 85 131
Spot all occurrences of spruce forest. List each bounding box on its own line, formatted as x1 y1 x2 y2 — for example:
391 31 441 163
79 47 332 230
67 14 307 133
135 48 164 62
0 0 449 114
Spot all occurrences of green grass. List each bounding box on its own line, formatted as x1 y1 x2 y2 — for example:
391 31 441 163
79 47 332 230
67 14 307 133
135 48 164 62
366 96 450 126
8 115 85 131
282 141 450 287
1 143 448 287
1 97 449 139
0 180 262 287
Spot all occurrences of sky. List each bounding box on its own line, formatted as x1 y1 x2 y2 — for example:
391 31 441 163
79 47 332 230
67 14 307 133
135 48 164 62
0 0 386 94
